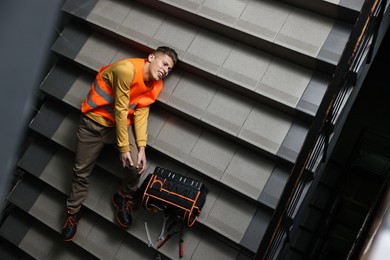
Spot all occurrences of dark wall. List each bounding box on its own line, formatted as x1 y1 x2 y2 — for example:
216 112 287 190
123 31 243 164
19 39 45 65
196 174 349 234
0 0 64 218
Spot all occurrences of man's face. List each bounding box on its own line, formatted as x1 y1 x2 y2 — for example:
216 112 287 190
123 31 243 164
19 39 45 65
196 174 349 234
147 53 174 81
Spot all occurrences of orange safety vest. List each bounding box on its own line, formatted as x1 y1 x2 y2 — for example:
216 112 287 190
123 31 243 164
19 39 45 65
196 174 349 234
81 58 163 124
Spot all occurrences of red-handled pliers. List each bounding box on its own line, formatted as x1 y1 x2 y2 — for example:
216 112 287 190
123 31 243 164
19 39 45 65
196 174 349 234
156 221 184 258
156 220 181 248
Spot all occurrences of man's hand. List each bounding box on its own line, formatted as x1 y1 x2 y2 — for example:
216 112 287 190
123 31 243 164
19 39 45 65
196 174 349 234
136 146 147 174
120 151 133 168
120 148 147 174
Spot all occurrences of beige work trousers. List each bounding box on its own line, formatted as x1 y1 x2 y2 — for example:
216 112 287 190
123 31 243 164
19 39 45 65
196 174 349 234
66 114 140 213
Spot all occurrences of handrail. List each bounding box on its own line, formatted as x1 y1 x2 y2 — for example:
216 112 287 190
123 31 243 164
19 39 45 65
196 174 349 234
255 0 386 259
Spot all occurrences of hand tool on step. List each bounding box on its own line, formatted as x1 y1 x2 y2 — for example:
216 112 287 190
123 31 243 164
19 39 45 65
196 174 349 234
157 213 170 242
156 220 181 249
143 219 154 247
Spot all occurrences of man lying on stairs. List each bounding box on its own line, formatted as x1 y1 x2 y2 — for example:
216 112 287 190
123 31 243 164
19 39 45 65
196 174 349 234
62 46 178 241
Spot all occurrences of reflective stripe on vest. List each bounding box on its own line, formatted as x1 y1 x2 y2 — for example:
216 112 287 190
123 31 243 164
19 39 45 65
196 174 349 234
84 79 137 120
85 79 113 109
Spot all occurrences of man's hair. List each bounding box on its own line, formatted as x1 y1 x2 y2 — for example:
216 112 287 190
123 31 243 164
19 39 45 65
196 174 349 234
153 46 179 65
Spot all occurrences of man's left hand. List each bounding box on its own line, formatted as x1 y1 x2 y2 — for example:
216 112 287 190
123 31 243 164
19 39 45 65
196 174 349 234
136 146 147 174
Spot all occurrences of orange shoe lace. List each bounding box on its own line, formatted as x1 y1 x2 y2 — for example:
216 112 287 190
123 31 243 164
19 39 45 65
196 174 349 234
125 198 135 214
63 213 79 228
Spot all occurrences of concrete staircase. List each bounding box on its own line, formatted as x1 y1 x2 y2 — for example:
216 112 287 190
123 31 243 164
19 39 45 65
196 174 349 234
1 0 365 259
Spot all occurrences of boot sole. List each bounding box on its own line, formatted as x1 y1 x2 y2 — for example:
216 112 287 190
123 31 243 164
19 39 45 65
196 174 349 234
63 232 77 242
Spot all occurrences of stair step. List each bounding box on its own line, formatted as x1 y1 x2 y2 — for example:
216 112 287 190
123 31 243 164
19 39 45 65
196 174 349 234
290 229 315 254
18 135 269 255
301 207 324 232
58 3 332 119
325 236 351 258
334 207 366 230
309 184 334 211
0 238 35 260
276 0 362 22
330 223 357 243
0 207 96 260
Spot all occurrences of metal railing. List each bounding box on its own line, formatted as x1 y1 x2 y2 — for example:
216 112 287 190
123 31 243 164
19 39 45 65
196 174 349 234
255 0 388 259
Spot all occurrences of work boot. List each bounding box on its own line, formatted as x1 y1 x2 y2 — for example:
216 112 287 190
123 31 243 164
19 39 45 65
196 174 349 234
112 193 135 228
62 210 82 242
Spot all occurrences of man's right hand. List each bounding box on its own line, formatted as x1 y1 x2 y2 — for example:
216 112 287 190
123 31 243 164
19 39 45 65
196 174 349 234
120 151 134 168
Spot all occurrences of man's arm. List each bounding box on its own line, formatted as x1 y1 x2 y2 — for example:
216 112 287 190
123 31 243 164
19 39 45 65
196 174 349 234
133 106 149 174
109 61 135 167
